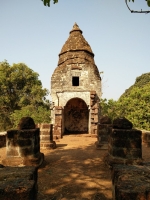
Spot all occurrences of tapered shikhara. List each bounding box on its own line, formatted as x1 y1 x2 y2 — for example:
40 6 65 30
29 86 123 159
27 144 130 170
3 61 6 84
51 23 102 138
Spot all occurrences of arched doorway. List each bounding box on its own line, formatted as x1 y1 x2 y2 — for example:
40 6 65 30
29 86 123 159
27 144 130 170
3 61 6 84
64 98 89 134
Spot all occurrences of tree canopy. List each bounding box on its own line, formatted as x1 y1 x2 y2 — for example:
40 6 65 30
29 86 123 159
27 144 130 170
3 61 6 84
101 73 150 130
0 61 51 131
120 72 150 98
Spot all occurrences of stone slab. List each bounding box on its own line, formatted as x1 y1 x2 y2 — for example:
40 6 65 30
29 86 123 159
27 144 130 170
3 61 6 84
112 164 150 200
0 166 38 200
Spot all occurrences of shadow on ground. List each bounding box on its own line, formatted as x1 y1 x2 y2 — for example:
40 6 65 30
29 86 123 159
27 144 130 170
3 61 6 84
38 136 112 200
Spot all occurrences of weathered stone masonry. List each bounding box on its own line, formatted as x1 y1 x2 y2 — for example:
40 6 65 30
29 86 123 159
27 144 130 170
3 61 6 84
2 117 44 167
51 23 102 138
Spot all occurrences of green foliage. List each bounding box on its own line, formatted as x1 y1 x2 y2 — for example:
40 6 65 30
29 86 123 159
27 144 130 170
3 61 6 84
118 84 150 130
100 98 120 121
148 0 150 7
101 73 150 130
0 61 50 131
10 105 50 128
120 73 150 98
129 0 150 7
41 0 58 7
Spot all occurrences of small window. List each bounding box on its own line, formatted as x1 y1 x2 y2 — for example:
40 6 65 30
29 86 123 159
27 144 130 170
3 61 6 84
72 76 79 86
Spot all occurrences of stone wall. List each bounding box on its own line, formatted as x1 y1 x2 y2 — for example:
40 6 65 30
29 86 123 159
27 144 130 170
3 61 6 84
103 117 150 199
51 63 101 107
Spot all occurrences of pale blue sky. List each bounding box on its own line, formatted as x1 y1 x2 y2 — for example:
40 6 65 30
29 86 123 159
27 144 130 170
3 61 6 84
0 0 149 100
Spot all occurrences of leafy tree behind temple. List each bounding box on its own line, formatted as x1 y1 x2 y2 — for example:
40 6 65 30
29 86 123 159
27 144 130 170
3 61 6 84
118 77 150 130
120 72 150 99
100 98 119 121
101 73 150 130
0 61 50 131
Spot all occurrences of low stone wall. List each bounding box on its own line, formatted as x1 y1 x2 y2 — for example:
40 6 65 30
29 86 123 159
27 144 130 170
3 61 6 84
112 164 150 200
0 165 38 200
0 132 6 148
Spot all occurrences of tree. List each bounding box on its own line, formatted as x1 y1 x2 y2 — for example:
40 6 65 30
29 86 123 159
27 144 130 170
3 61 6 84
100 98 120 121
126 0 150 13
120 72 150 99
118 84 150 130
41 0 150 9
117 73 150 130
0 61 51 130
129 0 150 7
100 73 150 130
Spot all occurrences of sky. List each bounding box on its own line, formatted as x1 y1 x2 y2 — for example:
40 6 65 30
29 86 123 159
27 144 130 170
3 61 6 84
0 0 149 101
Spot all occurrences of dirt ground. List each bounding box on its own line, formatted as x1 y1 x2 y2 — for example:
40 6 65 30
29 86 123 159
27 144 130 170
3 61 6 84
0 134 150 200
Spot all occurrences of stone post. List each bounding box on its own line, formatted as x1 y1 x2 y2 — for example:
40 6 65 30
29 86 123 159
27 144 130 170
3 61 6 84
90 91 99 137
2 117 44 167
96 116 112 149
107 117 142 166
40 123 56 149
0 132 6 148
142 130 150 147
53 106 63 139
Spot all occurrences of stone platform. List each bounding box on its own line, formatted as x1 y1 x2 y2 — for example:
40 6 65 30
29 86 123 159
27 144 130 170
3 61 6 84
0 166 38 200
112 164 150 200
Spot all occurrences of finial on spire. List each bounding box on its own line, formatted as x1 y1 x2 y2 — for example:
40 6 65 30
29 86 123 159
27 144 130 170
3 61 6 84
73 23 79 28
70 23 83 34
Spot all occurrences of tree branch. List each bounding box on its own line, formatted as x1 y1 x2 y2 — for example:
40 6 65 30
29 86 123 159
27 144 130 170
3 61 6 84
125 0 150 13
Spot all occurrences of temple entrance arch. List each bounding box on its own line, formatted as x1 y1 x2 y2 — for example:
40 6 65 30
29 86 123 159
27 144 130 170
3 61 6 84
64 98 89 134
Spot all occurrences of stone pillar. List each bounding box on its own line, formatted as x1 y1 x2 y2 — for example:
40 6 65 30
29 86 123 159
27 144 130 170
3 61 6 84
107 117 142 166
2 117 44 167
90 91 99 137
0 132 6 148
40 123 56 149
142 130 150 147
53 106 63 139
96 116 112 149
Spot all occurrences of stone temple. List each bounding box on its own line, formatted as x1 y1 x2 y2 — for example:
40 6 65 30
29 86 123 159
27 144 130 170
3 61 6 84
51 23 102 139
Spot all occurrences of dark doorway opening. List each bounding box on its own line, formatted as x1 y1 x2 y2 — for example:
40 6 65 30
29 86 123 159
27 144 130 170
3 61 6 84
72 76 79 86
64 98 89 134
